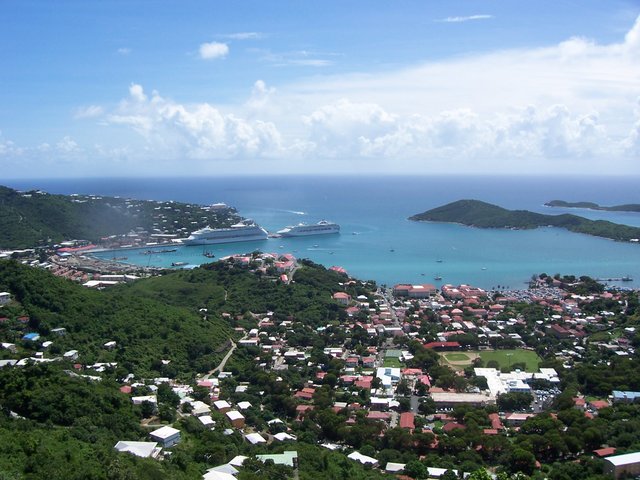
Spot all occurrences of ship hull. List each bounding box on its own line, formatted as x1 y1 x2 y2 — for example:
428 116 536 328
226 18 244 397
183 225 268 245
279 228 340 237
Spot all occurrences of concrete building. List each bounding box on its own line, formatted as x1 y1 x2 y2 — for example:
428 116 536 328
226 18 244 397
604 451 640 478
149 426 181 448
430 391 496 408
114 441 161 459
0 292 11 305
612 390 640 404
256 451 298 467
393 284 436 298
226 410 245 428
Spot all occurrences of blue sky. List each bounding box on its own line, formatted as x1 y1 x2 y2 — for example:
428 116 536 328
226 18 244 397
1 0 639 177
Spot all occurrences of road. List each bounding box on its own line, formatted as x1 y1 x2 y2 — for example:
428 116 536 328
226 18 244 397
203 338 239 380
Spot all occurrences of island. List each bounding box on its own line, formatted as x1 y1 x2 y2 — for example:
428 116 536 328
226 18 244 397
545 200 640 212
409 199 640 242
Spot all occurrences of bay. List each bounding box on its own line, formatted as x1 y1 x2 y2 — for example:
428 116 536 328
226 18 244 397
5 175 640 289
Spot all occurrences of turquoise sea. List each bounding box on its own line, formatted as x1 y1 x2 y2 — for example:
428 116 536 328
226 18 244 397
5 175 640 290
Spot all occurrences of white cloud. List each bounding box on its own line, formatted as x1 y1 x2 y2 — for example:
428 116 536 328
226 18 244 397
105 85 283 160
129 83 147 102
117 47 131 55
74 105 104 119
0 131 23 157
220 32 264 40
64 15 640 174
260 49 336 67
199 41 229 60
437 14 494 23
246 80 276 110
56 136 80 153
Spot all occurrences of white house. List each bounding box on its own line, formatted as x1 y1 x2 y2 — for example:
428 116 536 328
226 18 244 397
114 441 161 459
149 426 181 448
0 292 11 305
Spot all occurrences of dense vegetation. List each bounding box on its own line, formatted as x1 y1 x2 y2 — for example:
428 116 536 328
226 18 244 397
546 200 640 213
409 199 640 242
0 185 240 248
126 258 356 328
0 260 233 377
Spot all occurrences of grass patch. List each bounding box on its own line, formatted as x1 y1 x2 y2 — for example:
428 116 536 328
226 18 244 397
444 353 471 362
383 357 404 368
478 349 541 371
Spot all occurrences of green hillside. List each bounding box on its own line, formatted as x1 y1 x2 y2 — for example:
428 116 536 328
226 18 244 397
546 200 640 212
0 260 234 376
0 185 240 248
409 199 640 242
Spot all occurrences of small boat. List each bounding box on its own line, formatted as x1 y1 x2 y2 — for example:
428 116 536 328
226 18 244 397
389 249 395 252
111 256 128 261
203 252 215 258
622 276 633 282
141 248 177 255
481 267 487 271
436 259 443 263
172 261 187 267
434 275 442 281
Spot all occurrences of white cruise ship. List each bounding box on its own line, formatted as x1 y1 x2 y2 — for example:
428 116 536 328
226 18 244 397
183 221 268 245
277 220 340 237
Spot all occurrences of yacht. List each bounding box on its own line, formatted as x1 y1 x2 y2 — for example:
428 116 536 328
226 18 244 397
276 220 340 237
183 221 268 245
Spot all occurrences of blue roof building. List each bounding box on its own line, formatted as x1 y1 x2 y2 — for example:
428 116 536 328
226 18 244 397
612 390 640 404
22 333 40 342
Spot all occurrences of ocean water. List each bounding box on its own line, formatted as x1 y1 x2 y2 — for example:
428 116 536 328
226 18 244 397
5 175 640 289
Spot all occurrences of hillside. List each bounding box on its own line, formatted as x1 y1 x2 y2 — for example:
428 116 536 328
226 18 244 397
409 199 640 242
0 185 240 249
545 200 640 212
0 260 234 376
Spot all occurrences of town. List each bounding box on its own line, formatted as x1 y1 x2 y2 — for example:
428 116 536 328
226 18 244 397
1 249 639 480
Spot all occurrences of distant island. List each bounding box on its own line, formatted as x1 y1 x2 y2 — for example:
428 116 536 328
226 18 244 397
545 200 640 212
409 199 640 243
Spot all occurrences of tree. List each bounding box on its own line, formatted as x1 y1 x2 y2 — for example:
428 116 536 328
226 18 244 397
139 401 156 419
419 398 436 415
468 469 493 480
505 448 536 475
405 460 428 479
497 392 533 411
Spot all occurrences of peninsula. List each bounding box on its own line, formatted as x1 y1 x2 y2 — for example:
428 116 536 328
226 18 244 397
545 200 640 212
409 199 640 242
0 185 240 249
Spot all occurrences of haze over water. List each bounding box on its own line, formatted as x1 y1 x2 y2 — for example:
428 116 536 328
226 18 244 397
6 175 640 290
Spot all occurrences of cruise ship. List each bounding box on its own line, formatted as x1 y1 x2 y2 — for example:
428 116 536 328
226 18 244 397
277 220 340 237
183 221 268 245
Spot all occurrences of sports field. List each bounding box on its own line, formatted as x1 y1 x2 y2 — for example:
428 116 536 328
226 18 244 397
383 357 404 368
441 349 541 371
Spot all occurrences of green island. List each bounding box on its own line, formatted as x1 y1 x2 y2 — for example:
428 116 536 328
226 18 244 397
409 199 640 242
0 185 240 249
545 200 640 213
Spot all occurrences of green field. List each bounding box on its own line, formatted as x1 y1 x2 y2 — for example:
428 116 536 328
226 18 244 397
440 349 542 371
383 357 404 368
478 349 541 371
443 352 472 362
